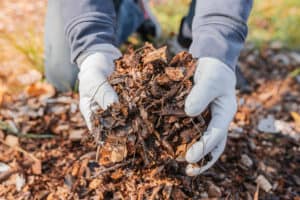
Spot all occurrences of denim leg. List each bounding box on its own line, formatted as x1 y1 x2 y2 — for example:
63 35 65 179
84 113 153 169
115 0 144 45
44 0 78 92
44 0 144 91
185 0 196 29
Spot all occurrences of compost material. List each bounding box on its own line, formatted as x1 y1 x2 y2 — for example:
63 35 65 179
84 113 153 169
92 44 210 170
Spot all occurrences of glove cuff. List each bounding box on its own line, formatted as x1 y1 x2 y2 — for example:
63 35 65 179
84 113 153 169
77 44 122 76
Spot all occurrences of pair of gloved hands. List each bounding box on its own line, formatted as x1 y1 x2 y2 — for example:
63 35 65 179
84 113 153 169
78 44 237 176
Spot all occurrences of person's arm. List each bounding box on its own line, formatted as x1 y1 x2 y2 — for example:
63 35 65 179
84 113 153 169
190 0 253 69
62 0 118 64
61 1 122 130
184 0 253 176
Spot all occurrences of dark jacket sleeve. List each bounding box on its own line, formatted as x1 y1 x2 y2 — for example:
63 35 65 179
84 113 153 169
62 0 117 63
189 0 253 70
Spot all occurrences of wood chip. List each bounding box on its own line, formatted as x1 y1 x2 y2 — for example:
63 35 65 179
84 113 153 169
241 154 253 168
256 175 272 192
69 129 85 141
4 135 19 147
208 183 222 198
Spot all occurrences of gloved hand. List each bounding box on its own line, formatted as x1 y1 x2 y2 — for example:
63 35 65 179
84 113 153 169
78 45 122 130
184 57 237 176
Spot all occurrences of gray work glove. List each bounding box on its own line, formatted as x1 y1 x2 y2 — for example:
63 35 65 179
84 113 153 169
78 44 122 130
184 57 237 176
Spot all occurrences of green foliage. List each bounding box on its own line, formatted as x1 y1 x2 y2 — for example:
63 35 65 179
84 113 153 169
0 120 55 139
0 30 44 73
290 67 300 77
152 0 300 49
151 0 189 37
248 0 300 49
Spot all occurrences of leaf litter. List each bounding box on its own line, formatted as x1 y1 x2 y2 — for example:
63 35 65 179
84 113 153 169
0 43 299 199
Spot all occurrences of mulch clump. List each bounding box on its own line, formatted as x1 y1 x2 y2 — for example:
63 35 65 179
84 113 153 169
93 43 209 166
90 43 211 198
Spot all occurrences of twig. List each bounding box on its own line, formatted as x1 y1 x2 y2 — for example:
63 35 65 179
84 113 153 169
148 185 163 200
10 132 55 139
164 185 173 200
191 119 203 137
92 159 132 177
79 151 96 161
0 121 55 139
225 193 231 200
0 169 18 183
95 145 100 162
139 137 150 166
136 117 150 166
161 139 175 157
89 112 102 162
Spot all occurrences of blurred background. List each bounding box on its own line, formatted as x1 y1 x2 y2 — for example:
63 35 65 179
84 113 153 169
0 0 299 101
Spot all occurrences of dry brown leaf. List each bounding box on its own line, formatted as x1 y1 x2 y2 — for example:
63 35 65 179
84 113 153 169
256 175 272 192
78 159 89 177
110 145 128 163
25 82 55 99
69 129 85 142
142 46 167 64
32 160 42 175
175 144 187 162
156 74 171 85
89 179 102 190
46 193 56 200
161 140 175 157
4 135 19 147
165 67 184 82
99 148 112 166
291 112 300 128
110 168 124 180
175 144 187 157
171 188 189 199
149 166 164 178
254 185 259 200
71 162 80 177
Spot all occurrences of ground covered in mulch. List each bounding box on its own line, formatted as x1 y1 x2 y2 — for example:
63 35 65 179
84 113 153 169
0 43 299 199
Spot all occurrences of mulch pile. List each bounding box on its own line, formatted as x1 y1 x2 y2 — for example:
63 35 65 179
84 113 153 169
0 43 299 199
92 43 210 172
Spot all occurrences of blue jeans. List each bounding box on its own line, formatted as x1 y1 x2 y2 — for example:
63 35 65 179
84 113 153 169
116 0 144 45
44 0 195 91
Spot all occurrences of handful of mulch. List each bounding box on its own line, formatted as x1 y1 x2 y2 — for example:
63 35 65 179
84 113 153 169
92 43 210 169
